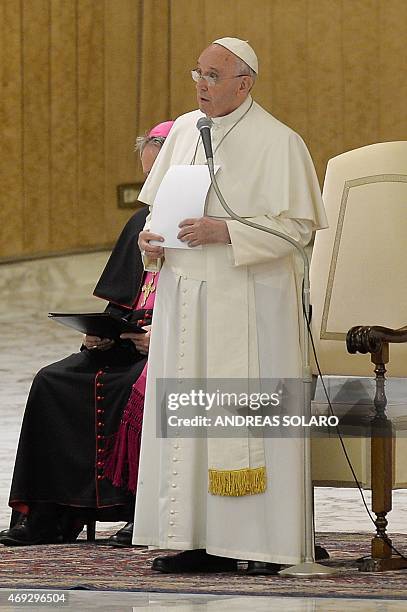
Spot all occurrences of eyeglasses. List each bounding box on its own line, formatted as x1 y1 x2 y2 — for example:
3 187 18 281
191 69 247 87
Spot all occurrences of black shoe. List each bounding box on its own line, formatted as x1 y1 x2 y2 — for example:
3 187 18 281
152 549 238 573
0 516 62 546
0 527 11 537
246 561 282 575
315 545 330 561
246 547 329 574
106 522 134 548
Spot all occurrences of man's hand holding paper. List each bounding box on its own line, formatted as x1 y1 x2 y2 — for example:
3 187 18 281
178 217 230 247
148 165 220 249
139 230 164 260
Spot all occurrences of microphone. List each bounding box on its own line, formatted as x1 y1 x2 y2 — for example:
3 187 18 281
196 117 214 169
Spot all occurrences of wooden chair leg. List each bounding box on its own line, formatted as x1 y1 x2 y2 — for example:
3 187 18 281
347 326 407 571
358 346 407 571
86 520 96 542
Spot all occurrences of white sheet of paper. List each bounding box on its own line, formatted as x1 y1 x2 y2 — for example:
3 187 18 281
149 164 219 249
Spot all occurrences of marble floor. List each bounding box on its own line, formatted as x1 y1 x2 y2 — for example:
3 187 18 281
1 252 407 610
2 589 407 612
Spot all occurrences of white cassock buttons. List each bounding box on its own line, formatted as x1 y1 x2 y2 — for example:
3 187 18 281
179 288 188 379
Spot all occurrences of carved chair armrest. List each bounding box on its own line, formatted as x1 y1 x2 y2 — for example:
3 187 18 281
346 325 407 356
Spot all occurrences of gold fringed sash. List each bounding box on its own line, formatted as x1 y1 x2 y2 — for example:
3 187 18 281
209 467 267 497
164 244 267 498
206 245 267 497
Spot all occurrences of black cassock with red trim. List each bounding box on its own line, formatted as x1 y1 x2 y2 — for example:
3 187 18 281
9 207 151 532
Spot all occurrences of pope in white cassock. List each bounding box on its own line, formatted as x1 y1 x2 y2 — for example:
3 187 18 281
135 37 328 574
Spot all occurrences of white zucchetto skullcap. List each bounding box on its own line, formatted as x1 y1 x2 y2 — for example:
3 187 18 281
212 37 258 74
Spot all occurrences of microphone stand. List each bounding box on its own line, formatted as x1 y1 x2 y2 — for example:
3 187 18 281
205 153 335 577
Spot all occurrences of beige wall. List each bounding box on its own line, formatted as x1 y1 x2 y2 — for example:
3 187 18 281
0 0 142 260
1 0 406 260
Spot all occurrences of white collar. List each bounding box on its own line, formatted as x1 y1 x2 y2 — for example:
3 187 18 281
201 95 253 129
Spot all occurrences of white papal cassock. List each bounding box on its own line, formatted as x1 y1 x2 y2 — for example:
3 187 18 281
133 95 327 563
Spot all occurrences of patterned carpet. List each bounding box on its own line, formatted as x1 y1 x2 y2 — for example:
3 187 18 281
1 533 407 599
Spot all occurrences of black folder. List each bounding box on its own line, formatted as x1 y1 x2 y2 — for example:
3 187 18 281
48 312 147 340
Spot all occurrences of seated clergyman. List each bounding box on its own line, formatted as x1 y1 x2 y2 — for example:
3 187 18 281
0 121 174 547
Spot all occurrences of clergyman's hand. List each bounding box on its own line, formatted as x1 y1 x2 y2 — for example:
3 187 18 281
120 325 151 355
83 335 114 351
138 230 164 260
177 217 230 247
